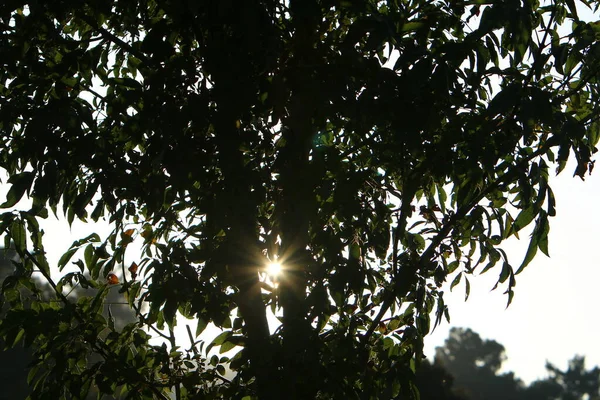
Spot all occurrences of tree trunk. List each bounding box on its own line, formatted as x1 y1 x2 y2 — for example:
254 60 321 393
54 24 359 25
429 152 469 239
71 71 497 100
278 1 320 397
203 2 280 396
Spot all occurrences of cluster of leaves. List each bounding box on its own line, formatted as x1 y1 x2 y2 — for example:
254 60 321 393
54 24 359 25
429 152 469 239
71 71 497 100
1 0 600 398
0 248 228 399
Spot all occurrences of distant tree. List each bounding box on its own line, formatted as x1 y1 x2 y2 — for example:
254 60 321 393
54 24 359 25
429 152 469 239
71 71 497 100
434 327 523 400
525 378 564 400
415 359 469 400
2 0 600 398
430 328 600 400
525 356 600 400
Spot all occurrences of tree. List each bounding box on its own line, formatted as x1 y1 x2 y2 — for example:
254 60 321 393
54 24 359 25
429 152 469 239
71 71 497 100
525 356 600 400
428 328 600 400
414 359 469 400
525 379 564 400
1 0 600 398
433 328 523 400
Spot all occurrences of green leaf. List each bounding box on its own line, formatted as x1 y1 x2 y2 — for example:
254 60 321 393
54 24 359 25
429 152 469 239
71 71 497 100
487 84 520 117
349 242 361 260
401 21 424 33
212 331 231 346
196 318 208 337
537 212 550 257
10 220 26 252
58 248 79 271
547 187 556 216
163 300 177 329
1 172 35 208
59 234 102 270
84 244 95 269
512 206 536 234
447 261 459 274
516 221 544 275
11 328 25 347
207 331 232 354
220 340 237 354
72 259 84 273
498 262 511 284
450 272 462 291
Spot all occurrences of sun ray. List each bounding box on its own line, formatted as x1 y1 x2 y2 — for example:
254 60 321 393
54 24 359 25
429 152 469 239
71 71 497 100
266 261 282 277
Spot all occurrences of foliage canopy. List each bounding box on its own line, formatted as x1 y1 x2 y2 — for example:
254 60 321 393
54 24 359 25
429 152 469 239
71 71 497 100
1 0 600 398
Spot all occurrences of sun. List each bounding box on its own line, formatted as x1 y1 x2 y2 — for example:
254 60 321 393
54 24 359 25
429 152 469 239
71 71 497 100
266 261 283 277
